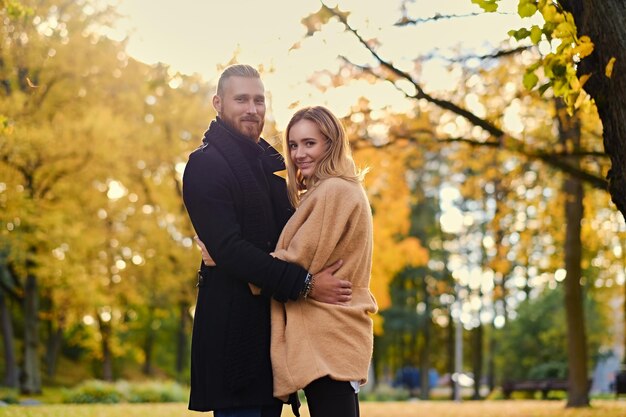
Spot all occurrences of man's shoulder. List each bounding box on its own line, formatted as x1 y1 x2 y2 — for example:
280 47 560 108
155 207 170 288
183 143 233 183
187 142 227 166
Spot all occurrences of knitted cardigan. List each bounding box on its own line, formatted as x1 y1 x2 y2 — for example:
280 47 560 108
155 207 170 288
269 176 378 398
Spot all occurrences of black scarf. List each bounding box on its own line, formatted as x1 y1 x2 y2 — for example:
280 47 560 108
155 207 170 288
202 118 284 249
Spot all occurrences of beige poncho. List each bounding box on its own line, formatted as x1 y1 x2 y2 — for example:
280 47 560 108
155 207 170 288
270 176 378 398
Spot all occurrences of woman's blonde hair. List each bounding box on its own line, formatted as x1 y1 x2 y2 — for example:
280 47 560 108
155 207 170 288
283 106 366 207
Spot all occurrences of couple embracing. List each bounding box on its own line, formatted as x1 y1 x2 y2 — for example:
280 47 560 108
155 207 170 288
182 64 377 417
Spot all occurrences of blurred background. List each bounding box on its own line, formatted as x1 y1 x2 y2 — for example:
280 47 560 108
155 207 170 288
1 0 625 407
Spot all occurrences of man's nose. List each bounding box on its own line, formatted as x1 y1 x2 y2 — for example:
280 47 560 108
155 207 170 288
246 100 257 114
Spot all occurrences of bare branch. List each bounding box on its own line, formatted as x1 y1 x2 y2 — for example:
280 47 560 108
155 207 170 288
323 4 505 138
325 4 609 191
394 12 484 26
356 134 607 190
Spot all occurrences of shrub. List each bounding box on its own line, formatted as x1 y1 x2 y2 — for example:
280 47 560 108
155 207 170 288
128 381 187 403
62 380 187 404
62 380 123 404
0 395 20 405
528 361 568 380
360 383 410 401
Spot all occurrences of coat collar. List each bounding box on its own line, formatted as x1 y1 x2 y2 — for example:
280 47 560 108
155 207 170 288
204 117 286 173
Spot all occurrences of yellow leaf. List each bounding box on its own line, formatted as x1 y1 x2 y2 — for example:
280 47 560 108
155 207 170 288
578 73 591 88
572 39 594 59
605 57 616 78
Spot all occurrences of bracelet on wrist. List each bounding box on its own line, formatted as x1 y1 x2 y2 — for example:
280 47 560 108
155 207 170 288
301 272 315 299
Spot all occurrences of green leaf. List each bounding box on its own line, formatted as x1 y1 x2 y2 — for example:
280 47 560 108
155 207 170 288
530 25 542 44
528 61 542 72
542 22 557 41
552 64 566 77
523 71 539 90
471 0 499 12
518 2 538 18
552 78 569 96
509 28 531 41
538 82 552 96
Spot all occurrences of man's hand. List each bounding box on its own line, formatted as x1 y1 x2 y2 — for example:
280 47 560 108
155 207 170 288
194 236 216 266
308 260 352 305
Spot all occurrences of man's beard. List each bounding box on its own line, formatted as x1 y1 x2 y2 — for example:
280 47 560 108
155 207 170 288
239 117 263 140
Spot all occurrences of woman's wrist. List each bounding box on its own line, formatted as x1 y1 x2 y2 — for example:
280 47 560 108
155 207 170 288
300 272 315 299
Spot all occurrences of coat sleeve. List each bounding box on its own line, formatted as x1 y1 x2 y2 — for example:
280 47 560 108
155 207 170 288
182 150 305 302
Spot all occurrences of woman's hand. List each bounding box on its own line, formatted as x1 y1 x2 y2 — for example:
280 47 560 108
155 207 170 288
308 260 352 305
194 236 216 267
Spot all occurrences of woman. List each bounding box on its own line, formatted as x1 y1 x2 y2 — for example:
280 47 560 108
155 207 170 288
199 106 377 417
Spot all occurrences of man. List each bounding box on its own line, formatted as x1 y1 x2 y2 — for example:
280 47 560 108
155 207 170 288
182 64 352 417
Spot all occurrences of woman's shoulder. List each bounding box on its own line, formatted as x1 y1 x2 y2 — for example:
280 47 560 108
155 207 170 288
316 177 368 203
317 176 361 191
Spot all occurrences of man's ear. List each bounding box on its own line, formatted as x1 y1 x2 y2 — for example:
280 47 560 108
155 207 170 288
212 94 222 113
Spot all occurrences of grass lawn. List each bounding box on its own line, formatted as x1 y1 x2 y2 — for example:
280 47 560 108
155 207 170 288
1 400 626 417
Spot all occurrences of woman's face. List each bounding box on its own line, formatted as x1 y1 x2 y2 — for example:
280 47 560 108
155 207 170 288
288 119 328 179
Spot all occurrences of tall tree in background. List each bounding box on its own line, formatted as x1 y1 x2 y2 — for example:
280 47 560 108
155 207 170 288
556 100 588 406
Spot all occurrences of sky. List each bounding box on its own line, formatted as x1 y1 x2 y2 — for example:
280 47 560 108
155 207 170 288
109 0 529 129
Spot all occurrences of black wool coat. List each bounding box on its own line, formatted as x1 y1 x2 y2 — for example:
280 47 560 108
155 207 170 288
182 118 307 411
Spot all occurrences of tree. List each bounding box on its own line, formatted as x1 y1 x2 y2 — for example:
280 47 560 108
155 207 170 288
1 0 211 386
472 0 626 231
556 100 588 406
496 284 606 384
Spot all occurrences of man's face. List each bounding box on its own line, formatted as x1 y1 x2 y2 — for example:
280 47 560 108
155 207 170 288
213 76 266 141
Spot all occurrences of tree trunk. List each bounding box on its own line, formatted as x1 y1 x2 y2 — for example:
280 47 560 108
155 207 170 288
176 300 190 381
622 237 626 365
471 321 483 400
45 322 63 380
419 284 430 400
98 317 113 381
563 170 589 407
447 306 456 400
371 336 380 388
557 100 590 407
0 288 18 388
21 274 42 394
487 328 496 393
560 0 626 219
143 307 155 376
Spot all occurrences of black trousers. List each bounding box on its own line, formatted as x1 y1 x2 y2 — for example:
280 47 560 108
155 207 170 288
304 376 360 417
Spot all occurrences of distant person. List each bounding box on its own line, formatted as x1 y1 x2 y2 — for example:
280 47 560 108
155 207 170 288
182 65 352 417
199 106 378 417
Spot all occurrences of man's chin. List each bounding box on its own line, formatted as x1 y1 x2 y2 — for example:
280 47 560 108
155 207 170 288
239 126 261 140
